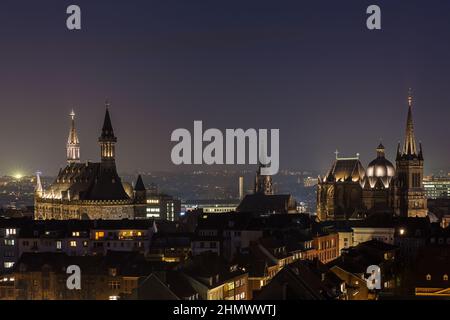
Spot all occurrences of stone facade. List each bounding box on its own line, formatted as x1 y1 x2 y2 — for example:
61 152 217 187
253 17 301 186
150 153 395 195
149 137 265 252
317 93 428 221
34 106 146 220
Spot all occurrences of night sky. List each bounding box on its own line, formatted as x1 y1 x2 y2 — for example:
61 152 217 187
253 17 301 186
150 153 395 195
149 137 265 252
1 0 450 176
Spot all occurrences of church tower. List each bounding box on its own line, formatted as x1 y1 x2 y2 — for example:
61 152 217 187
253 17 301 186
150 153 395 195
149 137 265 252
134 174 147 204
394 90 427 217
67 110 80 164
99 102 117 166
254 163 274 195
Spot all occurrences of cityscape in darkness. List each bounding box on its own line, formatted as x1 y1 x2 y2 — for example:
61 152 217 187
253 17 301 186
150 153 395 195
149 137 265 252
0 0 450 308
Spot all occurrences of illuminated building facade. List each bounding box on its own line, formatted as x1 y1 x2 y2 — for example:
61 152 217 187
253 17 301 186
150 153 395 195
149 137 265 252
317 91 428 220
34 104 146 220
140 194 181 221
303 177 318 188
423 176 450 199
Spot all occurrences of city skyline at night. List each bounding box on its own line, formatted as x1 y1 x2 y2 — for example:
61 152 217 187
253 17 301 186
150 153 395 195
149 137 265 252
1 0 450 176
1 0 450 305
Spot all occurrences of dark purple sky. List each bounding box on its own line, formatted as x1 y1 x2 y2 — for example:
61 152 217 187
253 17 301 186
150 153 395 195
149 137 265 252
0 0 449 176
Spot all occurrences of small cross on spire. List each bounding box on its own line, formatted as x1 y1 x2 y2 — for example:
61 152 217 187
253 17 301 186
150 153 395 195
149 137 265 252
408 88 413 107
335 149 339 159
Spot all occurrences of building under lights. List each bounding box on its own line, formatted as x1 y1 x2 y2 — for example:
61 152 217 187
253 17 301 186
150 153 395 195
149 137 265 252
423 176 450 199
317 91 428 220
34 104 147 220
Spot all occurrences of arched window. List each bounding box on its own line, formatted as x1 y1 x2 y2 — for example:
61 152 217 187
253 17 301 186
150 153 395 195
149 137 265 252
426 274 431 281
444 275 449 281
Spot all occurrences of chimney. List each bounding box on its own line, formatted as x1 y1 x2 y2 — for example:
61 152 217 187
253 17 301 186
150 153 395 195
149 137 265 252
239 176 244 200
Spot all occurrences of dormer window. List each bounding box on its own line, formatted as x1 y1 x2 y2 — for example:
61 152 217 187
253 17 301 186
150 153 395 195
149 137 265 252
426 274 431 281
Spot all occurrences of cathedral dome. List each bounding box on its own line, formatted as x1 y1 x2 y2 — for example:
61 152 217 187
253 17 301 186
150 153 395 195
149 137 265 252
366 143 395 188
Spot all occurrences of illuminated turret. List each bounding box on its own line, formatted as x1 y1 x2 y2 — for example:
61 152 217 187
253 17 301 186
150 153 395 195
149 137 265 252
99 101 117 166
67 110 80 164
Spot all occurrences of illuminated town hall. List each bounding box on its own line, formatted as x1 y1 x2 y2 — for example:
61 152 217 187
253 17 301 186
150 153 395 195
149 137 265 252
34 104 147 220
317 92 428 221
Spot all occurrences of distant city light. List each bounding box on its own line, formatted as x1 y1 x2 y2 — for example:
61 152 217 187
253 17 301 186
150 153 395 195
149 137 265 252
13 173 24 180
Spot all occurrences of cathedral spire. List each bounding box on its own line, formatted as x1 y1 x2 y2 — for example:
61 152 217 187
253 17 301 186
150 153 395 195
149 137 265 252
396 142 401 161
35 171 43 198
67 110 80 164
99 101 117 164
402 89 417 156
134 175 146 191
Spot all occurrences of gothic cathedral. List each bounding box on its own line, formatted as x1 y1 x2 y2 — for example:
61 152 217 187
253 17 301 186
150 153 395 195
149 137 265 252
317 91 427 221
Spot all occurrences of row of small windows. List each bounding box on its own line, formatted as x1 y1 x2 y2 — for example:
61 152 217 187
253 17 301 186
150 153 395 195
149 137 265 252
426 274 449 281
19 240 143 249
430 237 450 245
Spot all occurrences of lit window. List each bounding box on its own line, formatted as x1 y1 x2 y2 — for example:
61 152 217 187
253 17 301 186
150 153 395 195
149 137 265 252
4 262 14 269
426 274 431 281
4 239 15 246
6 229 16 236
70 241 77 247
56 241 62 250
444 275 448 281
108 281 121 290
95 232 105 240
72 232 80 237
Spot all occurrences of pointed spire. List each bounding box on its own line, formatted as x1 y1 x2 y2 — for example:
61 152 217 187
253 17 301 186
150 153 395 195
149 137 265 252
396 142 401 161
408 88 413 107
134 175 146 191
99 101 117 164
67 110 79 144
67 110 80 164
100 101 116 141
403 89 417 156
35 171 43 197
418 142 424 160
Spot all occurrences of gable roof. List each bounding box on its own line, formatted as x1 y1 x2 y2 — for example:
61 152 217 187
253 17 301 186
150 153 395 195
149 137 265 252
237 194 295 214
44 162 130 201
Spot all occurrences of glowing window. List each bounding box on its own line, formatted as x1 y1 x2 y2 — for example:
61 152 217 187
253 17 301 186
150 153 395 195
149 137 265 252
426 274 431 281
6 229 16 236
95 232 105 240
